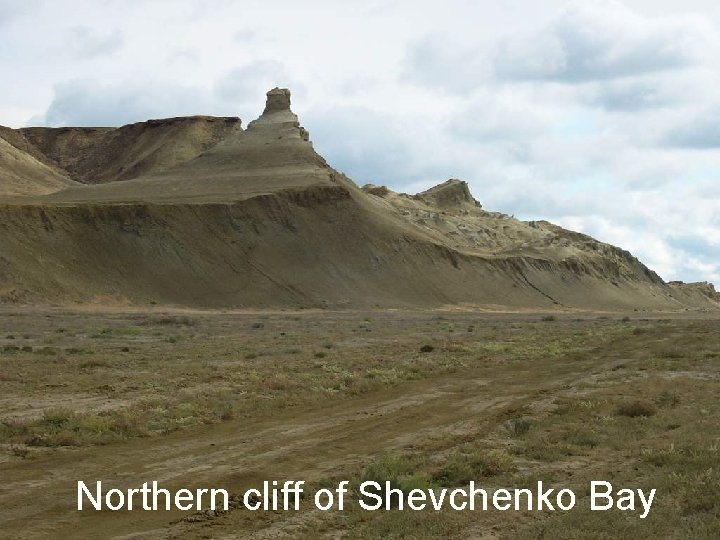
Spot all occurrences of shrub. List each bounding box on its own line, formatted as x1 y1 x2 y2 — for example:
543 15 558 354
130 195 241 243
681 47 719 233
616 400 657 418
541 315 556 322
359 455 431 508
564 429 600 449
155 316 195 327
419 344 434 353
79 359 106 369
505 417 532 436
42 408 74 428
655 391 680 408
432 450 515 486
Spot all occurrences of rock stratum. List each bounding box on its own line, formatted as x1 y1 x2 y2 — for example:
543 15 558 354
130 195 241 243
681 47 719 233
0 89 717 310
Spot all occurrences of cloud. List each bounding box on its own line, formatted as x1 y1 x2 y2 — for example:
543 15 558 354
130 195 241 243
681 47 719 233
37 79 220 126
233 28 264 43
0 0 37 27
404 1 714 93
69 26 124 59
662 108 720 148
214 60 289 103
402 36 486 94
494 1 711 83
449 91 547 142
307 105 451 187
583 78 674 111
667 234 719 258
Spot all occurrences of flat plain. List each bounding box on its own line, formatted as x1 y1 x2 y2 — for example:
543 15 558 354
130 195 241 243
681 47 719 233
0 308 718 539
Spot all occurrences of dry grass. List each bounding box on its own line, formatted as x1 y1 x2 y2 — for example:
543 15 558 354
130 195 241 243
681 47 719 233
285 316 719 539
0 311 636 448
1 311 719 538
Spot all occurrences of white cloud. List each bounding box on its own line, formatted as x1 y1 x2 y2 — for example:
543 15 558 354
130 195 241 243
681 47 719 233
662 107 720 148
37 80 218 127
402 36 489 94
494 1 714 82
0 0 38 27
214 60 295 110
69 26 124 59
307 105 452 187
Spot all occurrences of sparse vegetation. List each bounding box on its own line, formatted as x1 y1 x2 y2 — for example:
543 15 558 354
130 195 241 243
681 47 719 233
0 312 718 538
432 448 515 486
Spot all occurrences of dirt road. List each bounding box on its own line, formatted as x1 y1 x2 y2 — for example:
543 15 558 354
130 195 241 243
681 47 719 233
1 345 624 539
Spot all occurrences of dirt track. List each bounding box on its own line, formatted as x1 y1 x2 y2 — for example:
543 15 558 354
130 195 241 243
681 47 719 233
1 329 631 539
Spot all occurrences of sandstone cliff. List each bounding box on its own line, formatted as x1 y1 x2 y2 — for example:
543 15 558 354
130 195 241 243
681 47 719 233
0 89 715 311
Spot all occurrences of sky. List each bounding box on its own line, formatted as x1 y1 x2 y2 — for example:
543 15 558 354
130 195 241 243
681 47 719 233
1 0 719 284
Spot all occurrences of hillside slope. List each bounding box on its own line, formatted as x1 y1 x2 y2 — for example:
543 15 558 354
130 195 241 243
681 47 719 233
0 88 716 311
0 134 78 197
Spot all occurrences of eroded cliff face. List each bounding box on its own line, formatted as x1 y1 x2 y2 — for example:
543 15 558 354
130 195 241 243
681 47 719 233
667 281 720 308
415 179 482 210
0 88 715 310
1 116 242 188
0 187 688 310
